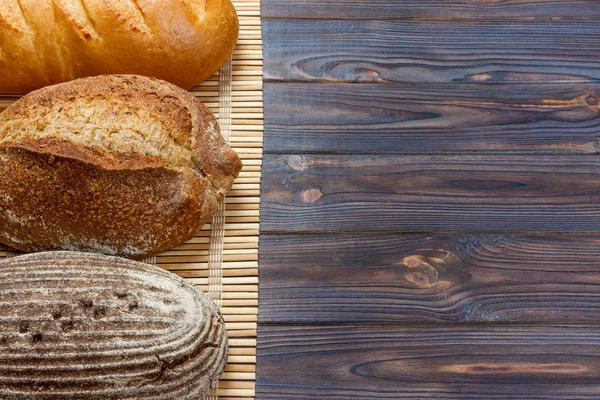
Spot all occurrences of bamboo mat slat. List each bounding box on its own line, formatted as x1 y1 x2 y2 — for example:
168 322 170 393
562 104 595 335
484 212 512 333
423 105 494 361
0 1 262 399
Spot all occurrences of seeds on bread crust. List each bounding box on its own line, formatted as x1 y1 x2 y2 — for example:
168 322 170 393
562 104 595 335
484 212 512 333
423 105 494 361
0 251 228 399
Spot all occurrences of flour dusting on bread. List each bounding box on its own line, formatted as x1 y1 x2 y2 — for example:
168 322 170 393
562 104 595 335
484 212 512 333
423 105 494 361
0 75 242 258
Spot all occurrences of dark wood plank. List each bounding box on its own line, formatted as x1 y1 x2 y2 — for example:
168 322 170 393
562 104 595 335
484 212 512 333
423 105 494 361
264 20 600 83
262 0 600 19
262 154 600 233
260 234 600 322
257 324 600 399
264 82 600 154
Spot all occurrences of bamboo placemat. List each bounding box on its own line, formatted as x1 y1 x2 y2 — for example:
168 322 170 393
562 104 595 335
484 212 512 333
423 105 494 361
0 1 262 399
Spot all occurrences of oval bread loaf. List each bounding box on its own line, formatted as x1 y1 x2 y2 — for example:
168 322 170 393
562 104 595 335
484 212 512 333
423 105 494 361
0 0 238 94
0 74 242 259
0 251 228 399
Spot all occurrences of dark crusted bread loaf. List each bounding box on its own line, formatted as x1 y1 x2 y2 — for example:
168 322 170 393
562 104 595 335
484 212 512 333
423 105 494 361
0 251 228 399
0 74 242 259
0 0 239 94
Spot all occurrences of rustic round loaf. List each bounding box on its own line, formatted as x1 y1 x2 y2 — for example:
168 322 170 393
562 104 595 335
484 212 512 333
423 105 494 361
0 74 242 259
0 251 228 399
0 0 239 94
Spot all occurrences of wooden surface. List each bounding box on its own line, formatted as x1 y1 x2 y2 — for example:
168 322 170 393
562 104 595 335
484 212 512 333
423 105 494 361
260 234 600 322
262 154 600 233
262 0 600 19
258 1 600 399
258 325 600 399
263 20 600 83
264 83 600 154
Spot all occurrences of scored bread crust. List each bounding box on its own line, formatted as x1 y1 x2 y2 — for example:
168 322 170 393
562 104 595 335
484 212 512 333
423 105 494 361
0 0 239 94
0 251 228 399
0 74 242 259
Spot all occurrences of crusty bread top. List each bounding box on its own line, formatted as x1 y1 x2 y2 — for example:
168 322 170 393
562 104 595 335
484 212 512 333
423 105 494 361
0 74 242 195
0 74 242 258
0 76 194 170
0 0 239 93
0 251 228 399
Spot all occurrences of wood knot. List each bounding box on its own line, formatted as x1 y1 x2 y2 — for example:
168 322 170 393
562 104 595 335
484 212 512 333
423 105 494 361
287 155 307 171
586 95 598 106
405 271 435 288
396 249 465 289
351 68 385 83
301 187 323 203
466 73 492 81
399 255 440 288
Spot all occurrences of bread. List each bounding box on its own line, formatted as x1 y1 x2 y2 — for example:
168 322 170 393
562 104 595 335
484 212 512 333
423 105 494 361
0 251 228 399
0 0 238 94
0 74 242 259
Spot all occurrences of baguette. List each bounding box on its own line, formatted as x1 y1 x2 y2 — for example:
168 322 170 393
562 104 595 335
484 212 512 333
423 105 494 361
0 251 228 399
0 74 242 259
0 0 239 94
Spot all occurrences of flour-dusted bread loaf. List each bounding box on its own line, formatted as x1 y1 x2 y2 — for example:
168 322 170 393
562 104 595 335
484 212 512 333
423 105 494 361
0 74 242 259
0 0 238 94
0 251 228 399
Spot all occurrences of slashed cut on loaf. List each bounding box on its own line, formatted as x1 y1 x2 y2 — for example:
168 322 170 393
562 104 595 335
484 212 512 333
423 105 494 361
0 0 239 94
0 74 242 259
0 251 228 399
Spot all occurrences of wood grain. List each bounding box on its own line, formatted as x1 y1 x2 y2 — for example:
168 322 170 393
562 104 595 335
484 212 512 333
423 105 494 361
262 154 600 233
264 82 600 154
260 234 600 322
263 20 600 83
257 324 600 399
262 0 600 19
257 2 600 399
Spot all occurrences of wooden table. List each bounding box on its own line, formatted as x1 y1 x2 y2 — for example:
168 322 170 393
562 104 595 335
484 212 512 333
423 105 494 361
256 1 600 398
